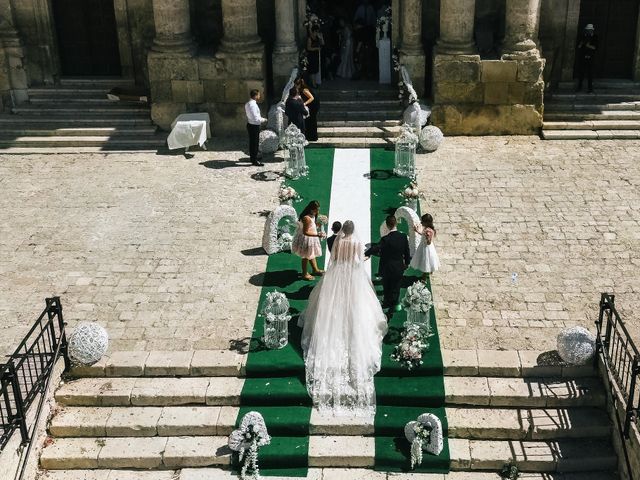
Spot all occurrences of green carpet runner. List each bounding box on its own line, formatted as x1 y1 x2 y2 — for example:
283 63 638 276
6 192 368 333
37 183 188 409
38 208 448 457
235 148 450 476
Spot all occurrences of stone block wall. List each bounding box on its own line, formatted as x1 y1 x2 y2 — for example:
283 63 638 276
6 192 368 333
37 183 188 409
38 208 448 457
431 53 545 135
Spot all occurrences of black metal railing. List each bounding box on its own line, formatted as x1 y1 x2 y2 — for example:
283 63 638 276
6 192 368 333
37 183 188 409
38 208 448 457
0 297 69 453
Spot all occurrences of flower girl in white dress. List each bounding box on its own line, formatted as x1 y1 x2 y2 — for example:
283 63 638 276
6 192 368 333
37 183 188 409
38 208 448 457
410 213 440 281
298 220 387 415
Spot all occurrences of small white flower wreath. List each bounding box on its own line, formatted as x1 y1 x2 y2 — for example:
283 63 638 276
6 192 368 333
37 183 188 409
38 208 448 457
262 205 298 255
405 413 443 469
229 411 271 480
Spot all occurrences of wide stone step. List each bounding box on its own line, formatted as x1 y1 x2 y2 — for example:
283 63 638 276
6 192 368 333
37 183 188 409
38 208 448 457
59 77 136 87
55 376 605 408
49 406 611 440
39 436 616 472
12 105 150 115
0 117 153 127
541 129 640 140
321 99 400 108
544 102 640 112
542 120 640 130
317 119 401 128
317 126 401 138
30 97 146 105
68 349 595 379
549 93 640 103
320 89 399 100
544 111 640 121
318 112 401 122
0 135 166 148
313 137 393 148
0 126 158 137
38 469 620 480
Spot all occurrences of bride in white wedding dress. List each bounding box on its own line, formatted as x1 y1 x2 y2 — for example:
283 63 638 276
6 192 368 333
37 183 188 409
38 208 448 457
298 220 388 415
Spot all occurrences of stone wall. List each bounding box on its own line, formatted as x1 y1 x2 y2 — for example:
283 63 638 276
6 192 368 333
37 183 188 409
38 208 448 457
431 54 544 135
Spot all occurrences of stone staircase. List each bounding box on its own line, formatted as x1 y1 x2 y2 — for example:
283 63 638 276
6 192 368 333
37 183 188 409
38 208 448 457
542 80 640 140
316 83 402 148
0 78 166 151
39 349 619 479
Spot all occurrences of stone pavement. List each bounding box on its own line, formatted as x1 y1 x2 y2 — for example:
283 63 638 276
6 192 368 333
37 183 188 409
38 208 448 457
1 137 639 356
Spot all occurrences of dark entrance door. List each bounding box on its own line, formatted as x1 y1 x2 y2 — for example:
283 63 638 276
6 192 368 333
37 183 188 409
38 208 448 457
577 0 639 78
53 0 121 76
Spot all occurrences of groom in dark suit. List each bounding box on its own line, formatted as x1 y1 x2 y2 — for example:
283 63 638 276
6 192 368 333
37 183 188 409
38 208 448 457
366 215 411 312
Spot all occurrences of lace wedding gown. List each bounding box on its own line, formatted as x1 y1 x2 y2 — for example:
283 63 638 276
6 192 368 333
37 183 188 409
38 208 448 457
298 221 388 415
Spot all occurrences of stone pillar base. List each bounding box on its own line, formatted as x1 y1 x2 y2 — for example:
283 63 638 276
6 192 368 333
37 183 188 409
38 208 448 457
399 50 426 97
431 52 544 135
272 48 298 98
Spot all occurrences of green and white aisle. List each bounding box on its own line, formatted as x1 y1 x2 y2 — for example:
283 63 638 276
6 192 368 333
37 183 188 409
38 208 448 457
236 148 449 476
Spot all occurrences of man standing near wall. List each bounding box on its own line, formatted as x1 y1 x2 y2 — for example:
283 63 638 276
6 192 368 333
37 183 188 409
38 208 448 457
576 24 598 93
245 89 267 166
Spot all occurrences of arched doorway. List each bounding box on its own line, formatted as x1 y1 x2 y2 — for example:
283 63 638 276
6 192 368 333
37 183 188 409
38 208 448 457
52 0 121 76
576 0 639 78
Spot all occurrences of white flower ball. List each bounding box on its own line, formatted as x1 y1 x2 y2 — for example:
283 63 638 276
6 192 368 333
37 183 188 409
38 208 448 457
68 322 109 366
259 129 280 154
557 326 596 365
266 104 283 133
420 126 444 152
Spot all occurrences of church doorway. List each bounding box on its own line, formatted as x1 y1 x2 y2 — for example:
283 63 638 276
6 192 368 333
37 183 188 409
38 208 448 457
576 0 639 78
52 0 122 76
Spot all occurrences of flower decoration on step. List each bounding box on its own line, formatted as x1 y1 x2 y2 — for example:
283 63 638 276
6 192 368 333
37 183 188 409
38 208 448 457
278 185 300 205
399 181 425 210
263 291 290 316
303 5 323 29
228 411 271 480
67 322 109 366
404 413 443 469
261 291 291 349
262 205 298 255
402 281 434 314
556 326 596 365
283 124 308 179
390 323 431 370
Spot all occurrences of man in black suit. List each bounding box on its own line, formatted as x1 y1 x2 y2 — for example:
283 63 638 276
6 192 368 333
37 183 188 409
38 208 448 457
284 87 307 135
365 215 411 312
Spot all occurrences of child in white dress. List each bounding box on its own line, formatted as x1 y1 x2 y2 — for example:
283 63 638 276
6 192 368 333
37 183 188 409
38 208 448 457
410 213 440 281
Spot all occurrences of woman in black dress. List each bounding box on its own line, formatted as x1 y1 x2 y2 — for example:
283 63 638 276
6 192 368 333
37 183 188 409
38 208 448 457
284 87 306 135
306 25 324 88
296 77 319 141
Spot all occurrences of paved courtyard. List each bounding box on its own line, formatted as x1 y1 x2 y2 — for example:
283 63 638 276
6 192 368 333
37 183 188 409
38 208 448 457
1 137 639 356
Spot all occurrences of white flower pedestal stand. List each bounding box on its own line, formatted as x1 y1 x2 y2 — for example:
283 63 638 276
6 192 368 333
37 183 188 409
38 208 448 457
262 292 291 350
283 124 308 179
394 124 418 178
377 20 391 84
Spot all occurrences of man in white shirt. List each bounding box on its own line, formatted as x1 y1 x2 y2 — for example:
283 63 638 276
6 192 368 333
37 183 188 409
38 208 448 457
245 89 267 166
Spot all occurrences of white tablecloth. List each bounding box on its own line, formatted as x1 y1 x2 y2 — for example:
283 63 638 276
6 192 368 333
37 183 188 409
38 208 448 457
167 113 211 150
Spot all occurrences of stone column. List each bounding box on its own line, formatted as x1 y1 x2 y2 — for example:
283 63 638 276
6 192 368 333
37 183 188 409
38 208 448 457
0 0 28 108
502 0 541 55
436 0 476 54
399 0 426 96
220 0 262 53
151 0 194 53
273 0 298 95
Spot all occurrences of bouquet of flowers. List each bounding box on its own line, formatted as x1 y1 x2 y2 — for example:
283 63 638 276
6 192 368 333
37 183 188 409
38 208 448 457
262 291 290 315
316 214 329 236
228 411 271 480
402 281 434 313
399 182 424 201
278 185 299 204
276 232 293 252
390 323 430 370
410 421 433 469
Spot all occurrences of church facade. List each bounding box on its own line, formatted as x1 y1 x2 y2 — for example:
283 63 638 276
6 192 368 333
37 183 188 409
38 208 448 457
0 0 639 135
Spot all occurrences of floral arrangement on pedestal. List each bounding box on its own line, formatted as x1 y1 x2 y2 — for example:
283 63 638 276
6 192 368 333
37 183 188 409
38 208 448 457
391 281 434 370
404 413 444 469
316 214 328 236
394 123 419 178
278 185 300 205
261 291 291 349
262 205 298 255
283 124 308 179
399 181 424 211
228 411 271 480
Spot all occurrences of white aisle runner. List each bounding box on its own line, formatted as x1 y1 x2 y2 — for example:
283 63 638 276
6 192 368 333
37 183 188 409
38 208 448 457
326 149 371 276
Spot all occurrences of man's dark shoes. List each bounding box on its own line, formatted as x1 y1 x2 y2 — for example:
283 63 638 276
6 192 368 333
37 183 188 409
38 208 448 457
252 160 264 167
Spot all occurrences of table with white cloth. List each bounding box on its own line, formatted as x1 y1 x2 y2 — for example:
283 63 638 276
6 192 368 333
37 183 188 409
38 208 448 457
167 113 211 151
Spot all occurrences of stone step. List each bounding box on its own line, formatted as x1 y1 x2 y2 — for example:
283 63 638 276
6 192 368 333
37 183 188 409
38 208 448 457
313 137 393 148
557 79 640 90
542 120 640 130
318 112 401 122
12 105 150 115
0 116 153 126
541 129 640 140
29 87 124 97
30 97 146 105
317 119 401 127
320 89 399 100
59 77 136 87
544 111 640 121
319 107 402 115
321 99 400 108
544 102 640 112
55 376 605 408
38 469 621 480
549 93 640 102
0 135 166 148
317 126 401 138
0 126 158 137
39 436 616 472
49 406 611 440
68 349 595 379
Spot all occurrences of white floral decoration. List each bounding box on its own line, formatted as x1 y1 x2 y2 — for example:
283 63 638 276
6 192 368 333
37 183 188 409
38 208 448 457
557 326 596 365
259 129 280 154
278 185 299 204
405 413 444 469
263 291 290 316
390 323 431 370
393 206 421 256
67 322 109 366
283 123 308 179
402 281 434 313
420 125 444 152
262 205 297 255
228 411 271 480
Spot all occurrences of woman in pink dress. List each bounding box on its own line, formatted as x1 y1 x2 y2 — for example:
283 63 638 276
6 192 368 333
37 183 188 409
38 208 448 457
292 201 326 280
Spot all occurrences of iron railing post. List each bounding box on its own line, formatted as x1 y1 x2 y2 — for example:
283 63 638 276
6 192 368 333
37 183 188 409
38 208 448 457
47 296 70 372
6 362 29 445
625 356 639 438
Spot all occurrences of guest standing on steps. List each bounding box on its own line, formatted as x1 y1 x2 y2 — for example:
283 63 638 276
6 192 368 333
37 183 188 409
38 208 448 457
292 201 326 281
285 87 307 135
576 24 598 93
296 77 319 141
244 89 267 166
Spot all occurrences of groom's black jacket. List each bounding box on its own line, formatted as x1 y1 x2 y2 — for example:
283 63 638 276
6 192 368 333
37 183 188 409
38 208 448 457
365 230 411 275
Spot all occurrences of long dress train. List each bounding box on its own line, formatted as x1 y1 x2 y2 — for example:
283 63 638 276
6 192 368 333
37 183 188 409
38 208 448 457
298 224 387 415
